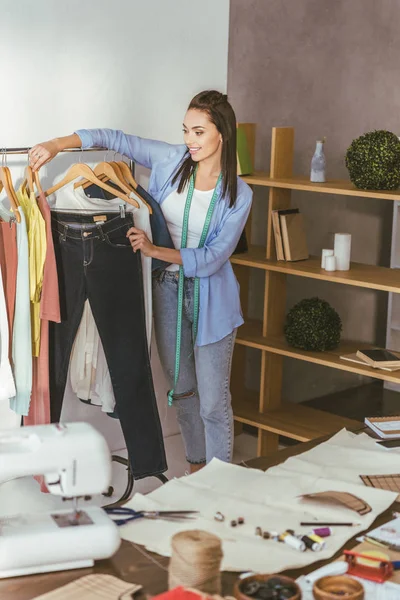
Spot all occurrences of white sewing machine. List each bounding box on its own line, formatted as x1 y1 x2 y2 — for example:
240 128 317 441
0 422 121 578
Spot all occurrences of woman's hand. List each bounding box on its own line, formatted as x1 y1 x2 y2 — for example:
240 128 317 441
29 139 61 171
127 227 157 257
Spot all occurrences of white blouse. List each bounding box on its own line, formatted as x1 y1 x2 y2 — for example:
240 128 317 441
161 186 214 271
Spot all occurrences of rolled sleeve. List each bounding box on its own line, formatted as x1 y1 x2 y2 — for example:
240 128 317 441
75 129 94 149
180 248 198 278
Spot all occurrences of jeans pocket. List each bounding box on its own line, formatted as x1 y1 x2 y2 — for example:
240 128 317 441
105 226 132 249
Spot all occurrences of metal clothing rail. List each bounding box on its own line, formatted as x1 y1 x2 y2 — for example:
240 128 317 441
0 147 108 155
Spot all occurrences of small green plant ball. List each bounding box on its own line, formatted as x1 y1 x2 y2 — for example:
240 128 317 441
345 130 400 190
284 297 342 351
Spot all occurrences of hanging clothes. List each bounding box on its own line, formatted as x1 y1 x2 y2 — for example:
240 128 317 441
49 209 166 479
25 191 61 426
53 182 153 416
0 264 16 401
16 187 46 357
9 210 32 415
69 197 152 417
0 213 17 359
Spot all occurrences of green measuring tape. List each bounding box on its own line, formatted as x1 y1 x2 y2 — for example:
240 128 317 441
167 167 222 406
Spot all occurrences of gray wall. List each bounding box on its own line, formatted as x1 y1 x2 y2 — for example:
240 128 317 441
228 0 398 402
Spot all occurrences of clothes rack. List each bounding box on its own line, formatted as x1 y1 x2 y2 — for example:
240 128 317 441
2 145 168 502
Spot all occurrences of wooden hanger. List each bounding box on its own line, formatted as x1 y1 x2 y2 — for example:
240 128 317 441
76 160 153 214
116 161 138 190
111 161 152 214
115 161 152 214
44 163 139 209
75 161 132 195
33 169 43 195
21 165 36 197
0 166 21 223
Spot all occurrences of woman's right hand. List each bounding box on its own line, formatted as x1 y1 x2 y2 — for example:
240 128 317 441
29 139 61 171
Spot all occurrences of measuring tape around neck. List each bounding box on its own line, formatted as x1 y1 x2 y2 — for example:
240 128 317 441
167 168 222 406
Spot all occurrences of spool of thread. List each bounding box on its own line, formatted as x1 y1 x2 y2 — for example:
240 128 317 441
334 233 351 271
169 530 223 594
309 533 326 549
300 534 323 552
321 249 334 269
324 255 336 272
279 531 306 552
313 527 333 538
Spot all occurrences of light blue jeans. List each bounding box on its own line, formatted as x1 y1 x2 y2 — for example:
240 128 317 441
153 270 236 464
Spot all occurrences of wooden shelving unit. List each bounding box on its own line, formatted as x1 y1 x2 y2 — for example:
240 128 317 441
386 201 400 391
230 126 400 456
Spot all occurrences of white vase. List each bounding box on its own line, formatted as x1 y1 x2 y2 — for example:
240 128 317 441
310 140 326 183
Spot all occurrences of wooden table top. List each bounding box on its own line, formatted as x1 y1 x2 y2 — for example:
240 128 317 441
1 435 398 599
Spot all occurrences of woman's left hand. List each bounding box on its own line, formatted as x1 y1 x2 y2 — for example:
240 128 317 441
126 227 156 257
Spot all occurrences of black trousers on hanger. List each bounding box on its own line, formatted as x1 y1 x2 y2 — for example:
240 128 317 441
49 211 167 479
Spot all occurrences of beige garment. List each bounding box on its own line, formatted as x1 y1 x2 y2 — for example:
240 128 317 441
32 574 141 600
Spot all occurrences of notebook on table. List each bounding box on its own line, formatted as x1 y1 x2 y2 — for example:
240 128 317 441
365 416 400 439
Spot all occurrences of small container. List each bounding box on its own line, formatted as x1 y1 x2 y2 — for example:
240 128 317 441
313 575 364 600
324 255 336 272
234 573 301 600
321 249 334 269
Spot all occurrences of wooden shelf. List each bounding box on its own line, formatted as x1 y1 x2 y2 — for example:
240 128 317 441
235 321 400 385
231 246 400 293
233 390 362 442
242 173 400 201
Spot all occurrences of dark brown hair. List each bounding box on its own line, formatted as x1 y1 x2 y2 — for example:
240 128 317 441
172 90 237 207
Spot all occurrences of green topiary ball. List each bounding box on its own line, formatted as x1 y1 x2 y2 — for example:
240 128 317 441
284 297 342 351
345 130 400 190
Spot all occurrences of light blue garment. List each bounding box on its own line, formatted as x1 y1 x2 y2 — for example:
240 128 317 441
153 270 235 463
9 210 32 416
75 128 253 346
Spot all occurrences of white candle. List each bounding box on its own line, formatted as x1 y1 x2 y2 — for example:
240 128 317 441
325 255 336 271
321 249 334 269
334 233 352 271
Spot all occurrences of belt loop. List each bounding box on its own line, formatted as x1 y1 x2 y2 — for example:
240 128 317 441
96 224 105 240
60 223 68 241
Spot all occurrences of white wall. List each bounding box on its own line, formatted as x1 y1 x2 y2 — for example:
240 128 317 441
0 0 230 453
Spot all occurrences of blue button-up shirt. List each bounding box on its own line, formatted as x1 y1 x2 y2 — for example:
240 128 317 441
76 128 253 346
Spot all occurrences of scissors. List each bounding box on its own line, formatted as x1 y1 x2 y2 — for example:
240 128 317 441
104 507 199 526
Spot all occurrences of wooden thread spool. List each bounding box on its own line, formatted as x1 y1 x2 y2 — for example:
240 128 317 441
168 530 223 594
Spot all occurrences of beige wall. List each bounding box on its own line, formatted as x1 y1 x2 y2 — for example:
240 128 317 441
228 0 397 402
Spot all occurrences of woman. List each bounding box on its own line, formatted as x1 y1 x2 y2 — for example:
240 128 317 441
30 90 253 472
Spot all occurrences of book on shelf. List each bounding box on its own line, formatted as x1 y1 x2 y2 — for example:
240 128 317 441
280 211 309 261
339 352 400 372
364 416 400 439
356 348 400 368
271 208 299 261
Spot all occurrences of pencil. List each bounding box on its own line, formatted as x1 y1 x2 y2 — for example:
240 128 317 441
300 522 360 527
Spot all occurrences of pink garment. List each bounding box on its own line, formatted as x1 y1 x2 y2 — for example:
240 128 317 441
0 221 17 359
25 192 60 428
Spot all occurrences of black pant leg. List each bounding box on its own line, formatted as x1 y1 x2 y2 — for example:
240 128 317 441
86 219 167 479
